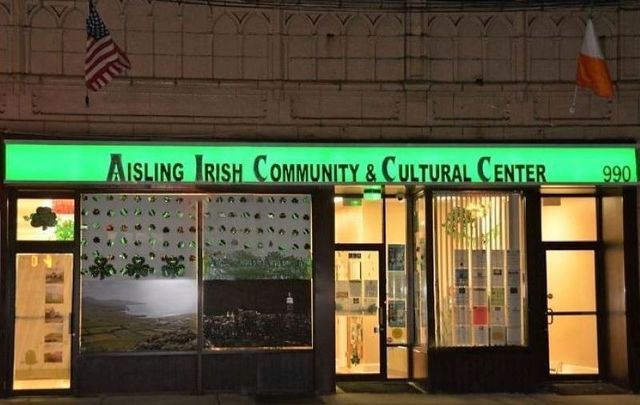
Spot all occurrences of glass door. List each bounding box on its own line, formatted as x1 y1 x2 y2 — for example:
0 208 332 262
14 254 74 389
335 249 384 377
546 250 599 375
12 197 77 391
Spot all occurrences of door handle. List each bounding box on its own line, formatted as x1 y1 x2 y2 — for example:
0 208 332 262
547 308 554 325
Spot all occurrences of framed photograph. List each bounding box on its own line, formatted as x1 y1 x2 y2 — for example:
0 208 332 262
44 351 63 363
388 244 405 271
45 268 64 284
364 280 378 298
44 307 64 323
44 324 64 343
45 284 64 304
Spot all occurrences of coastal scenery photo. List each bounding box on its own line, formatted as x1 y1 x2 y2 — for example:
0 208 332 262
80 194 199 353
81 278 197 352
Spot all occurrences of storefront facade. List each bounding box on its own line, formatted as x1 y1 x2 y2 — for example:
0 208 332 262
0 140 638 395
1 0 640 397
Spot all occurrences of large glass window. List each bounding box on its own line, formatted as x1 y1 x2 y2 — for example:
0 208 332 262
433 192 526 347
202 194 312 349
17 199 75 241
80 194 198 352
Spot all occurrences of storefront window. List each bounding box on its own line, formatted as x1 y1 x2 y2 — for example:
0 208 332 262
203 194 312 349
413 192 427 347
17 199 75 241
433 192 526 347
80 194 198 352
541 197 596 241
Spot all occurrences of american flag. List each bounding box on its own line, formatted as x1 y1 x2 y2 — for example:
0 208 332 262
85 1 131 91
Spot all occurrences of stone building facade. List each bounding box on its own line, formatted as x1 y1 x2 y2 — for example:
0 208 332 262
0 1 638 140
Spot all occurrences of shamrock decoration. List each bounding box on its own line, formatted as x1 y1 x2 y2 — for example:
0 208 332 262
24 207 58 230
442 206 475 240
122 255 154 279
161 255 185 278
83 255 117 280
442 205 499 245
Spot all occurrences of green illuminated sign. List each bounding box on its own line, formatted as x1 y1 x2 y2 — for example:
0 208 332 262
4 141 637 185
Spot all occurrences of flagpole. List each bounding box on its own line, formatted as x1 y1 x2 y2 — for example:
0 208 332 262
569 85 578 114
86 0 91 107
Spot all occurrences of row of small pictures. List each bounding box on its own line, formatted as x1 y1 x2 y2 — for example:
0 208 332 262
44 316 64 363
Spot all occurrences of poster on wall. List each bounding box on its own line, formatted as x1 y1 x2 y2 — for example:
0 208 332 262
491 326 506 345
507 269 520 288
455 306 470 324
455 287 468 305
491 288 505 306
364 280 378 298
388 300 406 327
507 250 520 269
491 306 505 326
472 306 488 325
507 326 522 345
388 245 405 271
474 325 489 345
455 268 468 287
472 250 486 270
491 268 504 287
472 288 487 306
454 249 467 272
455 325 471 346
473 267 487 287
335 280 349 313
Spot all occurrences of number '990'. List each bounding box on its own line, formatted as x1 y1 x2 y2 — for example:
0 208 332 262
603 165 632 182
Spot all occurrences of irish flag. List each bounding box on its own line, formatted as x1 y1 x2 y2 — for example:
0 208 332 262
576 19 613 98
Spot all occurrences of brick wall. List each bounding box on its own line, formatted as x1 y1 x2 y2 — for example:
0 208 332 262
0 0 638 139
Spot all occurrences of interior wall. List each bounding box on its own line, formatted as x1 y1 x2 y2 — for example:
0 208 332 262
335 200 382 243
602 196 628 385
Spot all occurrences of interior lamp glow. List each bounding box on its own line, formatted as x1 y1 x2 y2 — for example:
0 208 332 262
363 186 382 200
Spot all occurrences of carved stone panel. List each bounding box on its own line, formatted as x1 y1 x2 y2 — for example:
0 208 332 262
290 92 400 120
32 88 268 119
533 93 612 121
433 94 510 121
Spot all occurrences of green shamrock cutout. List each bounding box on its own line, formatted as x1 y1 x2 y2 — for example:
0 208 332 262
83 255 116 280
161 256 185 278
122 255 154 279
24 207 58 230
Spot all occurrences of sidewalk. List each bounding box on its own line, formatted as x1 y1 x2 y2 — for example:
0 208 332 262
0 392 639 405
